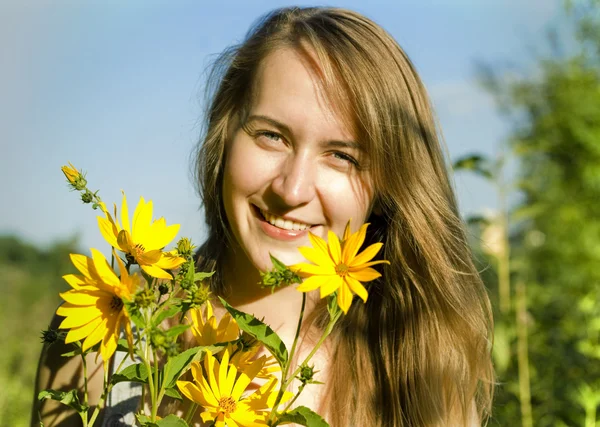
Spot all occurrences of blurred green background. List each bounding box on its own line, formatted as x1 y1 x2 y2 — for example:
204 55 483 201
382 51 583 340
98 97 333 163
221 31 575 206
2 1 599 426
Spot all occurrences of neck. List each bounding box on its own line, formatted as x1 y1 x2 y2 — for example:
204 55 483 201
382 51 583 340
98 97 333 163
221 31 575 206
219 246 322 349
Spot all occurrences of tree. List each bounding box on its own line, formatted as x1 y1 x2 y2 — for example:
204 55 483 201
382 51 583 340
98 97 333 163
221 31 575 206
455 1 600 425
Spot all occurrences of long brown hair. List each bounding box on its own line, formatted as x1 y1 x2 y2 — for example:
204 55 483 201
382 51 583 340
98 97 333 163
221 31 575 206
193 7 494 426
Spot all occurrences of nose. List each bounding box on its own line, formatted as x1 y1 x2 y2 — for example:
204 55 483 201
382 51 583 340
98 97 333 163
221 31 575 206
270 151 316 207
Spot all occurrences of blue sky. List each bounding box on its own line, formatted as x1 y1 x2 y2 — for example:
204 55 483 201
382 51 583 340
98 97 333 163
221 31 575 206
0 0 569 254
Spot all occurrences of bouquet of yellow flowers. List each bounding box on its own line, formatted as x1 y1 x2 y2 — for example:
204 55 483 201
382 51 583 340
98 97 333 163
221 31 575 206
38 163 388 427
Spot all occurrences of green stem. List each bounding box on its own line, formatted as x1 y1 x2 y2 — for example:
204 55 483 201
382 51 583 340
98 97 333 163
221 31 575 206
184 402 198 425
285 293 306 378
516 280 533 427
156 359 171 407
81 353 89 411
87 360 110 427
283 383 306 412
283 311 339 392
151 349 160 421
268 294 307 424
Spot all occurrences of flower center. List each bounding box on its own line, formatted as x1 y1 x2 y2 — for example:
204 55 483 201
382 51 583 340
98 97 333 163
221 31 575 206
110 296 124 313
218 396 237 415
335 263 349 277
126 243 145 264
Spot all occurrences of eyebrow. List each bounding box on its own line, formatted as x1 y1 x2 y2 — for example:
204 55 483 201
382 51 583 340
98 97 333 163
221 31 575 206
245 114 362 151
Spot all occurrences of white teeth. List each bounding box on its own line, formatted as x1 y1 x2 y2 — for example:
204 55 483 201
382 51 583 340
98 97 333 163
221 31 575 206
260 209 311 231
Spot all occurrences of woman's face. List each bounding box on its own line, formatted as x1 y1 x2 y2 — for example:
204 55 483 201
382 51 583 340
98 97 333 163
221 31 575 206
222 47 374 275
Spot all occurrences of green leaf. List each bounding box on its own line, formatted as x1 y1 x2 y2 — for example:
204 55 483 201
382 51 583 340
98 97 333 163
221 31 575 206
111 363 150 385
164 387 183 401
125 301 145 329
155 415 189 426
219 297 288 368
152 303 182 327
164 324 191 338
38 389 88 414
163 344 223 389
193 271 215 281
453 154 494 180
270 254 287 271
276 406 330 426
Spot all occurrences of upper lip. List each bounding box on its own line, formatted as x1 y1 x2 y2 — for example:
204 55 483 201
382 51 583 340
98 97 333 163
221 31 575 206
256 206 316 226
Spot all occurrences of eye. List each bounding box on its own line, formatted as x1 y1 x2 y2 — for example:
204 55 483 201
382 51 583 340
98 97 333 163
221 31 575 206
256 130 283 144
330 151 360 169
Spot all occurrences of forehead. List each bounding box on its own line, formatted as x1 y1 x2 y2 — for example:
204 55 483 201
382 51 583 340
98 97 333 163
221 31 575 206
250 47 356 142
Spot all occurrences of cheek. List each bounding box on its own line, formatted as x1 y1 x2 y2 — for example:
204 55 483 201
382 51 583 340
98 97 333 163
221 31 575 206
318 170 374 232
222 136 279 208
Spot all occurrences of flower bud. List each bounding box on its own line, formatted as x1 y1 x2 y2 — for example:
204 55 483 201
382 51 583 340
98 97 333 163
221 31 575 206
176 237 196 258
61 163 87 191
298 363 319 385
81 191 94 204
158 283 169 295
134 287 155 309
40 327 65 345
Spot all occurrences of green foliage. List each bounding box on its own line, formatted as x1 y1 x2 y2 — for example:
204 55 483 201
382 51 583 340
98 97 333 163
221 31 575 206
220 297 289 368
0 235 79 426
38 389 88 416
275 406 330 426
468 2 600 425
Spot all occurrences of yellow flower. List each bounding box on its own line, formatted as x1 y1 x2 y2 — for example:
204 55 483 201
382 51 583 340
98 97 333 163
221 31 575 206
61 162 87 190
291 222 389 314
57 249 138 361
188 300 239 346
177 348 287 427
230 345 280 380
97 192 185 279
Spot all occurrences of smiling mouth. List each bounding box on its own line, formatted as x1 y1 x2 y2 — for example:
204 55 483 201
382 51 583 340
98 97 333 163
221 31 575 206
258 208 312 231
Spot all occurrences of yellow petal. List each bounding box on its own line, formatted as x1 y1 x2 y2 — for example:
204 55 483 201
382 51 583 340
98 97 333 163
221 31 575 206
354 259 390 269
97 217 119 249
82 316 109 351
58 305 103 328
131 197 153 242
327 230 342 264
349 242 384 267
231 356 264 400
348 267 382 282
219 348 231 396
141 264 173 280
319 276 342 298
144 221 180 250
70 253 94 280
345 276 369 303
100 315 120 360
64 316 102 343
90 248 120 287
298 246 333 267
337 283 353 314
290 262 335 276
342 223 369 263
154 253 185 269
296 275 335 293
59 290 102 306
62 274 88 290
137 249 162 265
120 191 131 234
343 219 352 241
308 232 329 254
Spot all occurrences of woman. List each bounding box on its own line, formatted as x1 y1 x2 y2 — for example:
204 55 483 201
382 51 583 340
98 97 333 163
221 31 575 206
34 6 494 426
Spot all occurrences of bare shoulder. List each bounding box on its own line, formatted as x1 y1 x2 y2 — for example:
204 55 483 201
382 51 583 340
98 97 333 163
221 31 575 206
31 311 106 427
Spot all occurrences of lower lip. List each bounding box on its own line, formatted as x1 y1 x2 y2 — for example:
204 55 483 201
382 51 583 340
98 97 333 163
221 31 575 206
254 208 311 241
